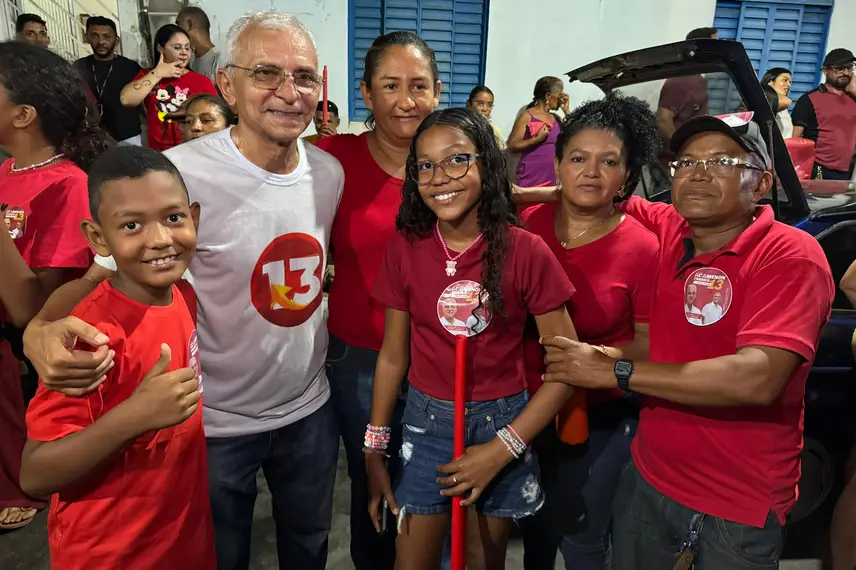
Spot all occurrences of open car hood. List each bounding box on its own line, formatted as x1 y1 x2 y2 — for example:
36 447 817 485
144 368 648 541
566 39 812 222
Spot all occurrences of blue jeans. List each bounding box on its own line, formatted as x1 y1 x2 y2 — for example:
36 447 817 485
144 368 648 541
523 398 638 570
396 386 543 517
613 461 785 570
327 335 405 570
206 399 339 570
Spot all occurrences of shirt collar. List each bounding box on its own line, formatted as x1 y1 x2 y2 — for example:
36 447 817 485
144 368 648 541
676 204 774 273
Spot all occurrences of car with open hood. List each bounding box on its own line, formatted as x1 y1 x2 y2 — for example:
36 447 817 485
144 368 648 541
565 38 856 534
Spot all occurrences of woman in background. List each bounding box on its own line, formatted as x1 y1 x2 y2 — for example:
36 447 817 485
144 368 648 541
467 85 504 148
507 76 569 187
761 67 793 138
119 24 217 151
0 41 111 530
175 94 235 143
521 93 660 570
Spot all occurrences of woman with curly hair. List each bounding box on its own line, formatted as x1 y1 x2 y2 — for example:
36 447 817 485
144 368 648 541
0 40 112 530
364 107 578 570
520 92 661 570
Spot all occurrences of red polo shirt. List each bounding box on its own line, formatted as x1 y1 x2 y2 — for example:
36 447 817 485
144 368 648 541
621 197 833 528
316 133 404 351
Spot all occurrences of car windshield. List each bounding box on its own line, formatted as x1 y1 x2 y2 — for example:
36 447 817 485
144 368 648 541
601 71 854 208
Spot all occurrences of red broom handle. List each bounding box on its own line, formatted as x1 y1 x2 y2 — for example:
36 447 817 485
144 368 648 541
322 65 329 124
451 334 467 570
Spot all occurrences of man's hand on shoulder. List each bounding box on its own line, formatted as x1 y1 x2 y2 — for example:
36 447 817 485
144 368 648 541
23 316 114 397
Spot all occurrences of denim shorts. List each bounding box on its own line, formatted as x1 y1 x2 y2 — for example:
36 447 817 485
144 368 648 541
395 386 544 519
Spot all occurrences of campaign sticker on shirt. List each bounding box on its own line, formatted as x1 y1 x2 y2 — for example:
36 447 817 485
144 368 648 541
683 267 732 327
436 280 492 337
3 206 26 240
188 330 202 393
250 233 324 327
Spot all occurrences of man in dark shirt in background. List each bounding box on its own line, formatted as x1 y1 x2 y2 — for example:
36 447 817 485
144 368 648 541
74 17 142 146
792 48 856 180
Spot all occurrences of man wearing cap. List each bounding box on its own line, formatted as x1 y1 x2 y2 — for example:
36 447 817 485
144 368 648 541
540 112 834 569
792 48 856 180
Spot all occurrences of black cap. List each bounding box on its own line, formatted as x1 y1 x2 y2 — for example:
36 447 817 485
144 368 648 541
670 112 772 171
823 48 855 68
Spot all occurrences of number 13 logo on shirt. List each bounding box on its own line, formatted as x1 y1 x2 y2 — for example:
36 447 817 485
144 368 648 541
250 233 324 327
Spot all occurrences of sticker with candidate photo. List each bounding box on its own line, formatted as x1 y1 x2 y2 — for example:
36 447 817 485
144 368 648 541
188 330 203 393
4 206 26 240
436 280 492 337
683 267 732 327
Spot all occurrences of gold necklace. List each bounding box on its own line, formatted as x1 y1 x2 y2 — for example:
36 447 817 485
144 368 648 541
559 208 615 248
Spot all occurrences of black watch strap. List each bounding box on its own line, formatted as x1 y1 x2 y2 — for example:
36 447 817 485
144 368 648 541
614 359 634 393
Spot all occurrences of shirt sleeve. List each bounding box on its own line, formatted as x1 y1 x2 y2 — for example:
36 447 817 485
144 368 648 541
27 178 92 269
371 236 410 311
736 257 833 361
518 233 575 315
791 95 818 133
631 247 658 324
26 321 123 442
619 196 679 236
657 78 681 112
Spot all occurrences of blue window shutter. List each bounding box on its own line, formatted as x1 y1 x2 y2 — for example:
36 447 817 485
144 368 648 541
348 0 489 121
348 0 383 122
709 1 832 116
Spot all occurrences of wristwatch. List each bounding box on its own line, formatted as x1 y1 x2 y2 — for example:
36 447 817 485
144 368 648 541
614 359 634 394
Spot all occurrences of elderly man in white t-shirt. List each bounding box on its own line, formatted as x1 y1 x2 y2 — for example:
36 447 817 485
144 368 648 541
22 11 343 570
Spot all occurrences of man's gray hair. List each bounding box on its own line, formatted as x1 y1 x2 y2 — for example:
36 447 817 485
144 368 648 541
224 10 316 67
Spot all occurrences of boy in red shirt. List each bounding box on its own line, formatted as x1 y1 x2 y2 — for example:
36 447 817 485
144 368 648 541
20 145 215 570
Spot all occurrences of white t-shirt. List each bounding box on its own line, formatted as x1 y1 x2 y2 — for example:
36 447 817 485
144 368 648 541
777 110 793 139
95 128 344 437
701 302 724 325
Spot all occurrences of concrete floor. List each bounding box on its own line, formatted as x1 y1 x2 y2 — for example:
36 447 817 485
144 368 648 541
0 442 826 569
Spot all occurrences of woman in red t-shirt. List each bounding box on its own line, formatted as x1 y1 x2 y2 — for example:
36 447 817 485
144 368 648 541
0 41 111 530
313 31 441 569
364 107 578 569
519 93 662 570
119 24 217 151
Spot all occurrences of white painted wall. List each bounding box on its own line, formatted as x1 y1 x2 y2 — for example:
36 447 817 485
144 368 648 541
827 0 856 61
484 0 717 137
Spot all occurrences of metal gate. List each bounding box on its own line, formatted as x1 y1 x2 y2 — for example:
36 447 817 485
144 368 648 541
0 0 123 61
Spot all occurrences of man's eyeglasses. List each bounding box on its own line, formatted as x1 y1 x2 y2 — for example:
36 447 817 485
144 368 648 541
413 153 481 185
827 64 855 73
669 157 766 178
226 65 322 93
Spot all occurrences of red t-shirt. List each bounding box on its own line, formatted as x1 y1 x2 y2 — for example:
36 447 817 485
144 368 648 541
521 203 658 399
134 69 217 151
26 281 215 570
621 196 834 528
372 226 574 401
0 158 91 274
316 133 404 351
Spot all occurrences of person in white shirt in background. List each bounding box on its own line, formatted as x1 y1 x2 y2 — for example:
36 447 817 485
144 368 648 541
21 11 343 570
762 68 794 138
701 291 724 325
176 6 221 86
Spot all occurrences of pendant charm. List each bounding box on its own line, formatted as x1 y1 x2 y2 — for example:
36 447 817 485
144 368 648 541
445 260 457 276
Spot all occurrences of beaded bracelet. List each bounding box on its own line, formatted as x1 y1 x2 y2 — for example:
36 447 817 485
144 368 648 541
496 429 520 459
497 426 527 458
364 424 392 452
